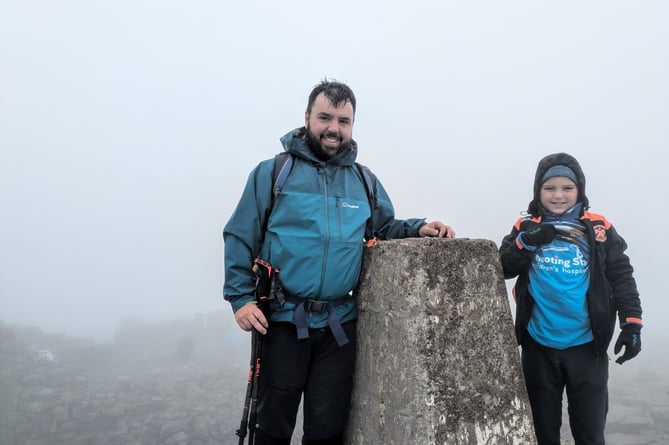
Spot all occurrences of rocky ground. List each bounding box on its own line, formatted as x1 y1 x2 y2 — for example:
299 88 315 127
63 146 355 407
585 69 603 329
1 318 667 445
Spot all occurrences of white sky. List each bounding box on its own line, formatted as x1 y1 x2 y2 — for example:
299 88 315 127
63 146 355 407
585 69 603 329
1 0 667 369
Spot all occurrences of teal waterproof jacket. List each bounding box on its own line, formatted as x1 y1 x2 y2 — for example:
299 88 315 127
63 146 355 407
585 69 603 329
223 127 426 328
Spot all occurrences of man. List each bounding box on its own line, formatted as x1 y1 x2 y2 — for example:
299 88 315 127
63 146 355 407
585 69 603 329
224 80 454 445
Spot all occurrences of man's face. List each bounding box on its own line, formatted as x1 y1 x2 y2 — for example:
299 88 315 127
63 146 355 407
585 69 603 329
304 93 354 159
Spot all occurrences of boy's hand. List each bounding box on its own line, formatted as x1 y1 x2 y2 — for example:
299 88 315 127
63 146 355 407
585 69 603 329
521 224 556 246
613 324 642 364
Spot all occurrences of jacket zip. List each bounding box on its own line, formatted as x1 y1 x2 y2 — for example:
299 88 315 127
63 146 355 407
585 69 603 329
317 165 330 298
336 196 343 240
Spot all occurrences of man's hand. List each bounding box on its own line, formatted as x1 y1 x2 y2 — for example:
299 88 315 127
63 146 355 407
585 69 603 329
520 224 557 246
614 324 641 364
234 302 269 335
419 221 455 238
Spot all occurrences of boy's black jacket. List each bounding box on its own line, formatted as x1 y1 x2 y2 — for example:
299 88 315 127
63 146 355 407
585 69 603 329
500 213 642 354
499 152 642 354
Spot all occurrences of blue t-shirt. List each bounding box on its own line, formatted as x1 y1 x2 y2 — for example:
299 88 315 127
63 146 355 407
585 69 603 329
527 214 592 349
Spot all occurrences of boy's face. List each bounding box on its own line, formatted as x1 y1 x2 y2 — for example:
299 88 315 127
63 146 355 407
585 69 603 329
540 176 578 215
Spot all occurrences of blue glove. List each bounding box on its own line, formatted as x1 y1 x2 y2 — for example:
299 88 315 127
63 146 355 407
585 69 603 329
613 324 641 364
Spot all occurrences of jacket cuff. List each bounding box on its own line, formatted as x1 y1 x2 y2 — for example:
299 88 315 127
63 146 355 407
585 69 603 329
229 295 256 313
515 232 537 251
620 317 643 329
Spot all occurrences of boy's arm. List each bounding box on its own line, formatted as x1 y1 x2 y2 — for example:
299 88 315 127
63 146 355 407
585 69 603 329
606 225 643 364
605 225 643 323
499 225 533 279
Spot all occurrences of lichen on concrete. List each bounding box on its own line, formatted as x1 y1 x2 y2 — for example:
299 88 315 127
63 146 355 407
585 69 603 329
346 238 536 444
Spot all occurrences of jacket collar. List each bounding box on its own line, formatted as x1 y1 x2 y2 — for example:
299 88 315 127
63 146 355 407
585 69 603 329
280 127 358 166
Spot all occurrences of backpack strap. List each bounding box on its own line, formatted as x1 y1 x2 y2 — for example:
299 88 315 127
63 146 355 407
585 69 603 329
286 294 352 347
355 162 377 246
260 153 294 237
272 152 294 199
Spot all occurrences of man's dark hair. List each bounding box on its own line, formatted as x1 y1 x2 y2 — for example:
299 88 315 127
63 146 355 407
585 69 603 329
306 79 356 114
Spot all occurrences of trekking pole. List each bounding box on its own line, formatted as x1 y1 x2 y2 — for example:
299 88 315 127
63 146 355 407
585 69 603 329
246 327 265 444
235 330 257 445
235 258 275 444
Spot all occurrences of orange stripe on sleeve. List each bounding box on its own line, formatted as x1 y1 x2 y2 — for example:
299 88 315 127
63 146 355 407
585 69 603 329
581 211 612 229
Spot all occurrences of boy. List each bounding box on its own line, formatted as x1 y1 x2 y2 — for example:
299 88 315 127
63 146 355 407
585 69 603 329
498 152 643 444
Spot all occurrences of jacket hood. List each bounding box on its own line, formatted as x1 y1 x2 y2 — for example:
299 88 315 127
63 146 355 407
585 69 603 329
528 152 589 217
280 127 358 166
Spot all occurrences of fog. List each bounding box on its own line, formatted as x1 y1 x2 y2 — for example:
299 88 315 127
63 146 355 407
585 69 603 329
1 0 667 372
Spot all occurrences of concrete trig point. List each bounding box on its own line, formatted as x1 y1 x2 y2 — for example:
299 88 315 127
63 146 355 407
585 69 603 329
346 238 536 445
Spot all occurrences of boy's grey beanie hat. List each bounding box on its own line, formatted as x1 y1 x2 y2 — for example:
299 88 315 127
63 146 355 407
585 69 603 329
541 165 578 185
528 152 589 216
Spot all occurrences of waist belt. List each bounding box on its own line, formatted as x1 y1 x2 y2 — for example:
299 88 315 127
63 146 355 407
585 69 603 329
286 294 353 347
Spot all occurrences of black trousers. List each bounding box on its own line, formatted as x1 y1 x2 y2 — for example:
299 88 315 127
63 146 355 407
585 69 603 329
522 336 609 445
254 320 356 445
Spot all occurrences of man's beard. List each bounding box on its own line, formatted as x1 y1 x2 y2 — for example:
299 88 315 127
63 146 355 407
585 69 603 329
305 126 351 161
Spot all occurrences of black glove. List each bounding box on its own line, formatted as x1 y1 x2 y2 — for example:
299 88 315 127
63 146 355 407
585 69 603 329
613 324 642 364
520 224 557 246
